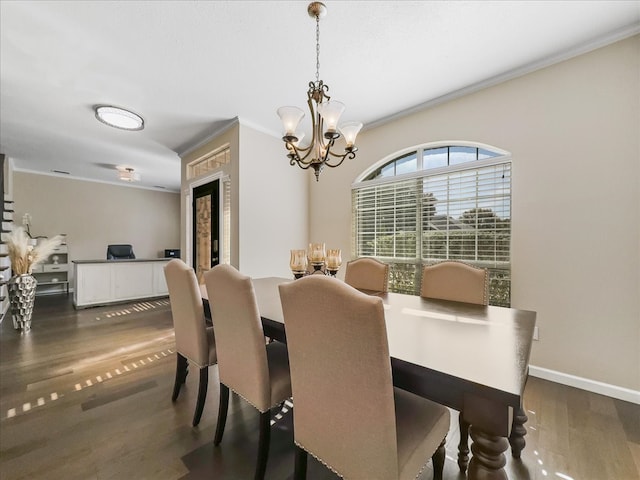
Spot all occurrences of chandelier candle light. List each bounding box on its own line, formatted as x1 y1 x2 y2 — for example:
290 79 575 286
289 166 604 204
277 2 363 181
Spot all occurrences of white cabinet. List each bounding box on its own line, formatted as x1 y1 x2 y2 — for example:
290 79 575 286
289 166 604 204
113 263 155 300
153 262 169 295
34 243 70 295
75 263 112 305
74 259 170 308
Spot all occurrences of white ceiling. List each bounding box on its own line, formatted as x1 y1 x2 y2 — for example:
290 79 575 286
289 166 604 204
1 1 639 192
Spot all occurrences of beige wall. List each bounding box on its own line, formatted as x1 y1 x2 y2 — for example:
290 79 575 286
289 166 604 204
13 171 180 274
309 36 640 391
181 123 240 268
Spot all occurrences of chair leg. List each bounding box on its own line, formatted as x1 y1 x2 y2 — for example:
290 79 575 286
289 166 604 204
254 411 271 480
192 366 208 427
213 384 229 446
432 437 446 480
294 445 308 480
172 353 188 402
457 416 470 472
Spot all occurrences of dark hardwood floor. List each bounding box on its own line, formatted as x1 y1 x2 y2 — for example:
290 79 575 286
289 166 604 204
1 295 638 480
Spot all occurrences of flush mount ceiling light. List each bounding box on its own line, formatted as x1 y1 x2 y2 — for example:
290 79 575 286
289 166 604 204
94 105 144 131
117 166 141 182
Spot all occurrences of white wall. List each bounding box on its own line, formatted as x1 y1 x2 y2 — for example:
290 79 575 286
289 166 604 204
238 122 308 278
13 171 181 269
309 36 640 392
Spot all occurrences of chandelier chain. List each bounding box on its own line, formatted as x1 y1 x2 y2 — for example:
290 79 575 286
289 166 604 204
315 13 320 83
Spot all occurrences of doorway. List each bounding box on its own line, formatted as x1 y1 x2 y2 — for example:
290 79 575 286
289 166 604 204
192 180 220 283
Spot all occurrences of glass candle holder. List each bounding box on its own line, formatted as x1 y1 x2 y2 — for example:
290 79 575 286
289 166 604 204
290 250 308 279
308 242 326 271
325 249 342 276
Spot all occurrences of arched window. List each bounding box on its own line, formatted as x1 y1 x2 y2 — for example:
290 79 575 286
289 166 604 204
352 143 511 306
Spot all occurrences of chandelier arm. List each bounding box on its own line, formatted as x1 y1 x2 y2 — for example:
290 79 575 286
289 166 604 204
325 146 357 159
286 141 313 155
291 159 318 171
287 142 319 166
323 150 357 168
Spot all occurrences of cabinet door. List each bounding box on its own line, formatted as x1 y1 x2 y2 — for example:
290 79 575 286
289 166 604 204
113 263 154 300
77 264 112 305
153 262 169 295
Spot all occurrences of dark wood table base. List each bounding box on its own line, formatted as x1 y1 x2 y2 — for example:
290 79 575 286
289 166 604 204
469 427 509 480
508 406 528 458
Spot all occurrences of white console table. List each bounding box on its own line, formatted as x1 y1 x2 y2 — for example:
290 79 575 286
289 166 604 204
73 259 171 309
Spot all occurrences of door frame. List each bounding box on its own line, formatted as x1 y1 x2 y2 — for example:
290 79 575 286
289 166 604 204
185 172 225 269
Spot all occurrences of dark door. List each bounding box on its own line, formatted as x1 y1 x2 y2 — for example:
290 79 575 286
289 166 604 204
192 180 220 283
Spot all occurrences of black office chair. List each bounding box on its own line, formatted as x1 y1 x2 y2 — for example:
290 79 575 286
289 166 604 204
107 244 136 260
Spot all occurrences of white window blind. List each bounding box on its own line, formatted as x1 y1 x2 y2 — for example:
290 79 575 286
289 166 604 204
353 177 419 259
421 162 511 266
353 158 511 306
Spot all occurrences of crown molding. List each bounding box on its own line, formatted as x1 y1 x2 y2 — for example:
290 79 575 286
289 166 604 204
13 167 179 193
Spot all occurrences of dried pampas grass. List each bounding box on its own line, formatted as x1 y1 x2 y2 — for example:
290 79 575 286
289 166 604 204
6 227 65 275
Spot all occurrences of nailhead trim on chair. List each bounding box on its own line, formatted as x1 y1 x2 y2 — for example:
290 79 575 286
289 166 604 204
421 259 489 305
294 439 437 480
382 263 390 293
226 384 291 414
294 440 344 478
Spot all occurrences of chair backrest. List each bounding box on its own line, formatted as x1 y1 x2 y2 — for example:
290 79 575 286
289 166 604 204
279 276 398 479
107 244 135 259
204 264 271 412
164 259 210 367
344 257 389 292
420 260 489 305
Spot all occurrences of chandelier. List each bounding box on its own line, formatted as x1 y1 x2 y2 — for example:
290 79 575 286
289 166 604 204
277 2 362 182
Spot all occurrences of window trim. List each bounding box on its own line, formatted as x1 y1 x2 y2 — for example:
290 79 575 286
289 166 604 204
353 140 510 186
351 141 512 306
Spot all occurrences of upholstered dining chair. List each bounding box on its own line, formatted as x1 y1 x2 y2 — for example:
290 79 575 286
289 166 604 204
420 260 489 305
164 259 217 427
204 264 292 480
344 257 389 293
279 275 450 480
420 260 488 472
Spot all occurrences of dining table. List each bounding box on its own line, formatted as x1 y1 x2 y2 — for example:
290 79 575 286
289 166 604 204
201 276 537 480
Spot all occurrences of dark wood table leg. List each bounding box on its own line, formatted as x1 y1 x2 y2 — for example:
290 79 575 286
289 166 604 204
468 426 509 480
463 393 512 480
508 405 528 458
457 415 470 472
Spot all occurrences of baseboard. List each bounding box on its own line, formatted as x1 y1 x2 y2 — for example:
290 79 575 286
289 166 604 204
529 365 640 405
